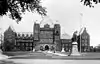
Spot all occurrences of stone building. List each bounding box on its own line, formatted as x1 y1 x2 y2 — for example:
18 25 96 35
77 27 90 52
2 18 90 52
3 26 34 51
34 22 61 51
15 32 33 51
3 26 16 51
61 33 72 52
3 18 72 52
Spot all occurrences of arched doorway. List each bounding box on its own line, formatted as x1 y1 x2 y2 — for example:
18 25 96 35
45 45 49 50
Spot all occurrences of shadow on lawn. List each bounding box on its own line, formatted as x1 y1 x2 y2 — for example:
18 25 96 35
2 51 30 56
0 60 23 64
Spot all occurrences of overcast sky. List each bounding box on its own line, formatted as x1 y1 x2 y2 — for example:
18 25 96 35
0 0 100 46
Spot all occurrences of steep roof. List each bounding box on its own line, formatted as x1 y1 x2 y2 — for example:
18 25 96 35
61 33 71 39
78 27 89 36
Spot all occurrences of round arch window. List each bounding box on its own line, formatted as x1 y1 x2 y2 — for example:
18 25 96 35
45 45 49 50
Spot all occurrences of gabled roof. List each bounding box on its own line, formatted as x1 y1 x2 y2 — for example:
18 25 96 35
61 33 71 39
78 27 89 35
7 25 15 32
4 25 16 34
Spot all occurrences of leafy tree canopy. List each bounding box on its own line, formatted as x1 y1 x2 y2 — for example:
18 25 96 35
81 0 100 7
0 0 47 23
1 0 99 23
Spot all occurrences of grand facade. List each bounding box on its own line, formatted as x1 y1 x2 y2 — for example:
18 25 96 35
34 23 62 51
2 20 90 52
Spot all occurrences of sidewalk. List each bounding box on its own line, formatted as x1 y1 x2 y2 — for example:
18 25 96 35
45 51 68 56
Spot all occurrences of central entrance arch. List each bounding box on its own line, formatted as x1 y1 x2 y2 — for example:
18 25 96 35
45 45 49 50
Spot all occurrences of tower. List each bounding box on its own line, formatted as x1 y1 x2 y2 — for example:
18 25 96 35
34 23 40 40
4 26 16 51
78 27 90 52
33 23 40 47
54 24 61 51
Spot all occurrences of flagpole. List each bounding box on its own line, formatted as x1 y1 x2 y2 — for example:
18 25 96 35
80 12 83 53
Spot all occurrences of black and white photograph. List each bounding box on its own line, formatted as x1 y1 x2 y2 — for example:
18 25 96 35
0 0 100 64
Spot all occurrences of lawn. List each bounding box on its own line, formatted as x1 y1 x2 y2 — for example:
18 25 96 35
2 51 100 60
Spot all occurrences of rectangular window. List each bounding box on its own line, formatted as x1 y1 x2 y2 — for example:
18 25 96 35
26 43 28 46
30 43 32 46
82 40 84 43
40 39 53 43
85 40 87 43
40 31 53 39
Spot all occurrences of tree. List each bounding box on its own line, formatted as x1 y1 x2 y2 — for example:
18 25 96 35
81 0 100 7
0 0 47 23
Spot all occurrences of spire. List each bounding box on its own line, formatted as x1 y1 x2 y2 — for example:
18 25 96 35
82 27 87 34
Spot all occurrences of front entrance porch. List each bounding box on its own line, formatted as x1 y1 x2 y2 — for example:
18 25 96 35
45 45 49 50
35 44 55 51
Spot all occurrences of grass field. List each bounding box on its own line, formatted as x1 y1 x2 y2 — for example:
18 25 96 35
1 52 100 64
2 51 100 60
